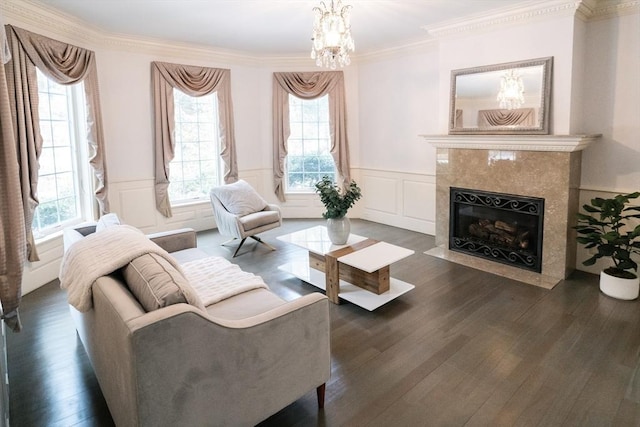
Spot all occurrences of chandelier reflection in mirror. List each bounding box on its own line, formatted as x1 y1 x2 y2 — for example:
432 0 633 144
497 69 525 110
310 0 355 69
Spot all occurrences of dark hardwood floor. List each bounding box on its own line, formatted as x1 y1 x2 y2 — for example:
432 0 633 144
7 219 640 426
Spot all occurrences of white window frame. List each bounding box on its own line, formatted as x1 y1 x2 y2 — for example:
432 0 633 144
285 94 335 194
32 69 92 240
169 88 222 206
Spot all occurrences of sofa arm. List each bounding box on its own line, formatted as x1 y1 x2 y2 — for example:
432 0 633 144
265 203 283 225
127 294 330 426
147 228 197 253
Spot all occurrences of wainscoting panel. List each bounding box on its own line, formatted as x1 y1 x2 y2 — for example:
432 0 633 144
167 202 215 230
22 234 64 295
361 175 398 215
358 169 436 235
110 179 216 233
118 186 157 229
403 180 436 221
278 193 326 218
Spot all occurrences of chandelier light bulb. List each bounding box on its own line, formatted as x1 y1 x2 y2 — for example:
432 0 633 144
310 0 355 69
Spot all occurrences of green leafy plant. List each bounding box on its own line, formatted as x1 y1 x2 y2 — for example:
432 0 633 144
314 176 362 219
575 192 640 279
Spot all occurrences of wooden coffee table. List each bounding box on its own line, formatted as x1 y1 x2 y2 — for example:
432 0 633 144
277 226 415 310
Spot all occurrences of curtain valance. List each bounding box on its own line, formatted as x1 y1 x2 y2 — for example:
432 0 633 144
478 108 535 127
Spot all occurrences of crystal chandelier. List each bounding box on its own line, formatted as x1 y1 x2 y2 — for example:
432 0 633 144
310 1 355 69
497 69 525 110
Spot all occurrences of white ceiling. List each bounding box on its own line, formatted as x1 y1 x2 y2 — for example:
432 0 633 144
33 0 535 55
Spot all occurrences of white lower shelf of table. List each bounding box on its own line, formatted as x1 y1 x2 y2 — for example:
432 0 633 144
278 260 415 311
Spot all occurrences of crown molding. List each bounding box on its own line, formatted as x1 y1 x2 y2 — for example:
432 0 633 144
587 0 640 20
423 0 639 39
1 0 302 67
355 37 438 64
2 0 103 47
100 34 264 67
423 1 584 39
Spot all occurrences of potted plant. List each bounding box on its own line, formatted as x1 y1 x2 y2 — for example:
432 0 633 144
315 175 362 244
575 192 640 300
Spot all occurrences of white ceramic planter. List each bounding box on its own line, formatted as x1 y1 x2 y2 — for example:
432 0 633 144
600 270 640 300
327 217 350 245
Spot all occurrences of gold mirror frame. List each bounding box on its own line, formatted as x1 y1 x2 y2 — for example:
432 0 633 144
449 57 553 135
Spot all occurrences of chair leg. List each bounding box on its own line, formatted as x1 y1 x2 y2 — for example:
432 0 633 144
316 383 325 409
232 238 247 257
250 235 276 251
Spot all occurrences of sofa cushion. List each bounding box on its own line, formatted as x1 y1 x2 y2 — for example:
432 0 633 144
123 253 205 312
171 247 211 264
213 180 267 216
205 288 286 320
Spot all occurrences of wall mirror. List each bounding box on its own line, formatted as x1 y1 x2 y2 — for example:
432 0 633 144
449 57 552 135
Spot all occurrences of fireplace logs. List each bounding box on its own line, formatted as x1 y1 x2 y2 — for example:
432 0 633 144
468 219 530 249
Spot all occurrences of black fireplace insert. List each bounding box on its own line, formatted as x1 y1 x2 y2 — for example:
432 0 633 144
449 187 544 273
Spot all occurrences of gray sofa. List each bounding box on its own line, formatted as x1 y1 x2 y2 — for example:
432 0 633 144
62 223 330 427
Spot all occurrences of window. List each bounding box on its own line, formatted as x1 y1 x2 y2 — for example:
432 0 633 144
286 94 335 192
33 69 90 239
169 89 221 203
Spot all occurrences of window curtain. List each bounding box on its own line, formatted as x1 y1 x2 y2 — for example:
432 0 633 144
454 109 463 128
4 25 110 259
152 61 238 217
272 71 350 202
0 23 24 332
2 25 109 332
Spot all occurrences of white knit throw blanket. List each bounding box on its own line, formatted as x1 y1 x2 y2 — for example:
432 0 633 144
181 256 269 306
59 225 183 312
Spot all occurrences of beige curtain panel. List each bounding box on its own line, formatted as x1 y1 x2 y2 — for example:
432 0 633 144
152 61 238 217
2 25 109 331
272 71 351 202
478 108 535 127
454 109 463 128
6 26 109 218
0 31 25 332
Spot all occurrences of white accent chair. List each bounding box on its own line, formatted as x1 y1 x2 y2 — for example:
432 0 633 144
210 180 282 257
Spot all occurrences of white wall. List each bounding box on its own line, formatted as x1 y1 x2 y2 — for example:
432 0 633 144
6 0 364 292
97 47 269 233
6 1 639 292
356 4 639 274
353 7 585 236
356 46 440 234
575 10 640 275
580 11 640 194
437 14 578 135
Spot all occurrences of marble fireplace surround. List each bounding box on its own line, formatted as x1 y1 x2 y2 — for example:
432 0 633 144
421 134 600 289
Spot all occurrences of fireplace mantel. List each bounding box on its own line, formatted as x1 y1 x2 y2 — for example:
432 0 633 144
420 134 600 152
424 133 599 289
